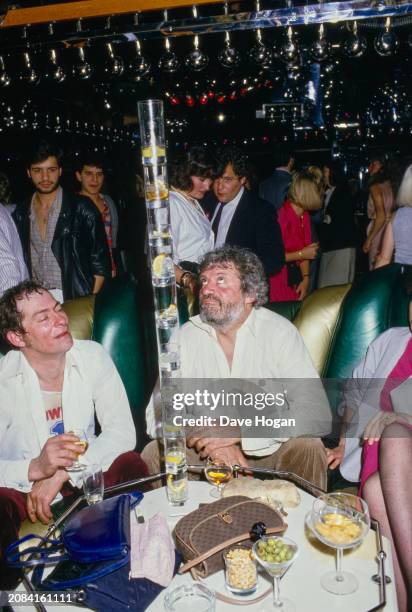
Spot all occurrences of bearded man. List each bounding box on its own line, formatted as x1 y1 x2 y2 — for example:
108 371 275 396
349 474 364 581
142 246 331 491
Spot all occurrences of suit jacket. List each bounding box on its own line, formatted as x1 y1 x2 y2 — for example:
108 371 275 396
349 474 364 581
317 185 357 252
224 189 285 277
259 169 291 210
13 190 111 300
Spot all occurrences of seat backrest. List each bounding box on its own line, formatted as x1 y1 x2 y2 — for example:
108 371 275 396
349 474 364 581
323 264 409 379
267 285 350 374
91 277 149 451
266 265 409 380
295 284 351 375
265 300 302 322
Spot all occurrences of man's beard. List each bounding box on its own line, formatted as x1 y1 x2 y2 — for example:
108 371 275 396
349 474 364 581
36 180 59 194
199 296 246 329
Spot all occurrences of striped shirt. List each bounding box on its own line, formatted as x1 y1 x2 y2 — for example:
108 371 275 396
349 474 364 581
0 203 29 296
30 188 63 290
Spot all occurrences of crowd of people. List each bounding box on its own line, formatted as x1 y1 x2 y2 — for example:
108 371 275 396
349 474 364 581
0 140 411 610
168 145 412 303
2 140 412 301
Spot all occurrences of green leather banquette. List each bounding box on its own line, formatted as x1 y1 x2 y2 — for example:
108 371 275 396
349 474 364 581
1 265 409 454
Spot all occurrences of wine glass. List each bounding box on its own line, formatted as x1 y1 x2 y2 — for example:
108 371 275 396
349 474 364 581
306 492 370 595
204 457 233 498
66 428 88 472
252 535 299 612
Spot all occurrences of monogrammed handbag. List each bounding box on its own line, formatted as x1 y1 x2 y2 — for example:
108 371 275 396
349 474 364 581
174 495 286 579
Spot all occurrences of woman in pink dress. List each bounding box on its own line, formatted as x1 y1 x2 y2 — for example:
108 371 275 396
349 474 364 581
363 156 394 269
269 172 321 302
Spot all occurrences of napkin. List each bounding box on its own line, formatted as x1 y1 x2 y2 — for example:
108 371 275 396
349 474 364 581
130 512 176 586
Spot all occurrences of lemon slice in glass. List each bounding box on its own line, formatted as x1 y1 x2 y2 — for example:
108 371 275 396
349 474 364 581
167 474 187 492
142 145 166 159
160 304 178 320
165 450 185 466
152 254 173 278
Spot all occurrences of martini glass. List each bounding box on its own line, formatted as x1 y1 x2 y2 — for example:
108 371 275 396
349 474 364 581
252 535 299 612
306 492 370 595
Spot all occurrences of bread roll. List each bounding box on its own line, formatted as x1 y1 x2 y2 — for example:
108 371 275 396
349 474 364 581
222 476 300 508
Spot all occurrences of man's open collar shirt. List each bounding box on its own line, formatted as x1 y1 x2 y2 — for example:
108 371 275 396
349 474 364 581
146 308 331 454
0 340 135 491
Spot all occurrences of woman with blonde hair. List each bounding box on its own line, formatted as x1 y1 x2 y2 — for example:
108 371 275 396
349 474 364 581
375 164 412 268
307 165 324 192
269 171 321 302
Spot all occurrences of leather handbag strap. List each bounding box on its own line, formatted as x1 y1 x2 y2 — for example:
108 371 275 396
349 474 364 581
6 535 68 568
178 524 286 574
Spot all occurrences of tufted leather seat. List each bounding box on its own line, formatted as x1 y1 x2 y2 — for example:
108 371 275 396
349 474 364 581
269 264 409 379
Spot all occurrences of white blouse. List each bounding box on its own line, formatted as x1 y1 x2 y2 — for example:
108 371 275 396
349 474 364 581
169 190 214 264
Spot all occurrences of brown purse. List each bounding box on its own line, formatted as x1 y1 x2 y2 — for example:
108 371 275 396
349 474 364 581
174 495 286 579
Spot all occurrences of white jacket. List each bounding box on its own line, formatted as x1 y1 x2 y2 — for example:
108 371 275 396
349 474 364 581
0 340 136 491
340 327 411 482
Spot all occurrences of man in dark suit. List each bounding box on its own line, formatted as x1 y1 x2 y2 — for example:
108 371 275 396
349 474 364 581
13 141 110 301
211 147 284 277
259 148 294 210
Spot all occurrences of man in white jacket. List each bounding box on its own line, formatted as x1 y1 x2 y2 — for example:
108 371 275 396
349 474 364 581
0 281 147 588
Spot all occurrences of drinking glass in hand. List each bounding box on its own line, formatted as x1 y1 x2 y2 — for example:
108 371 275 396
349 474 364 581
66 428 88 472
204 457 233 498
82 465 104 505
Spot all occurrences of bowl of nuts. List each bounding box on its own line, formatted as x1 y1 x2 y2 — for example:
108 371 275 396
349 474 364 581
223 545 258 595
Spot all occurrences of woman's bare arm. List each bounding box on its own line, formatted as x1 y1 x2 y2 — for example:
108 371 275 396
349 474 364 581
374 219 395 268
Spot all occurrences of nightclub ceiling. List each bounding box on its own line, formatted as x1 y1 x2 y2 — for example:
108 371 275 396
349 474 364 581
0 0 411 178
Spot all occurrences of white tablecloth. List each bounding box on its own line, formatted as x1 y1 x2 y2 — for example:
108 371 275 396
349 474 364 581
12 481 398 612
144 482 398 612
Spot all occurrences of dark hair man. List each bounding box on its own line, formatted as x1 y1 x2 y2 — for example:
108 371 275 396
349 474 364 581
0 281 147 588
75 153 119 277
13 141 111 302
259 147 295 211
210 147 285 278
142 246 331 492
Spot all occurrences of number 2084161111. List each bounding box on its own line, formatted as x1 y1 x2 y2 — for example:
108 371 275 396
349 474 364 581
6 592 75 604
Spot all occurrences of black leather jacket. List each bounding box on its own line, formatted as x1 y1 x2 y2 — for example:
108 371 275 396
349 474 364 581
13 190 111 300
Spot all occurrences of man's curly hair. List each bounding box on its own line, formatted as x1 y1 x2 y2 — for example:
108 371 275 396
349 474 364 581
199 246 268 308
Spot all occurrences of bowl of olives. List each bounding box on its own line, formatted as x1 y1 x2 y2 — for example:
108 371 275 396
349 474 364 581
253 536 298 575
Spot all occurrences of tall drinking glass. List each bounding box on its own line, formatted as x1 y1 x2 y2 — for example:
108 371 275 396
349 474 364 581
138 99 166 166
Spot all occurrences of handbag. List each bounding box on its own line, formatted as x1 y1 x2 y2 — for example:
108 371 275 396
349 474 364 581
175 495 285 579
29 551 182 612
6 493 142 576
286 262 302 287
